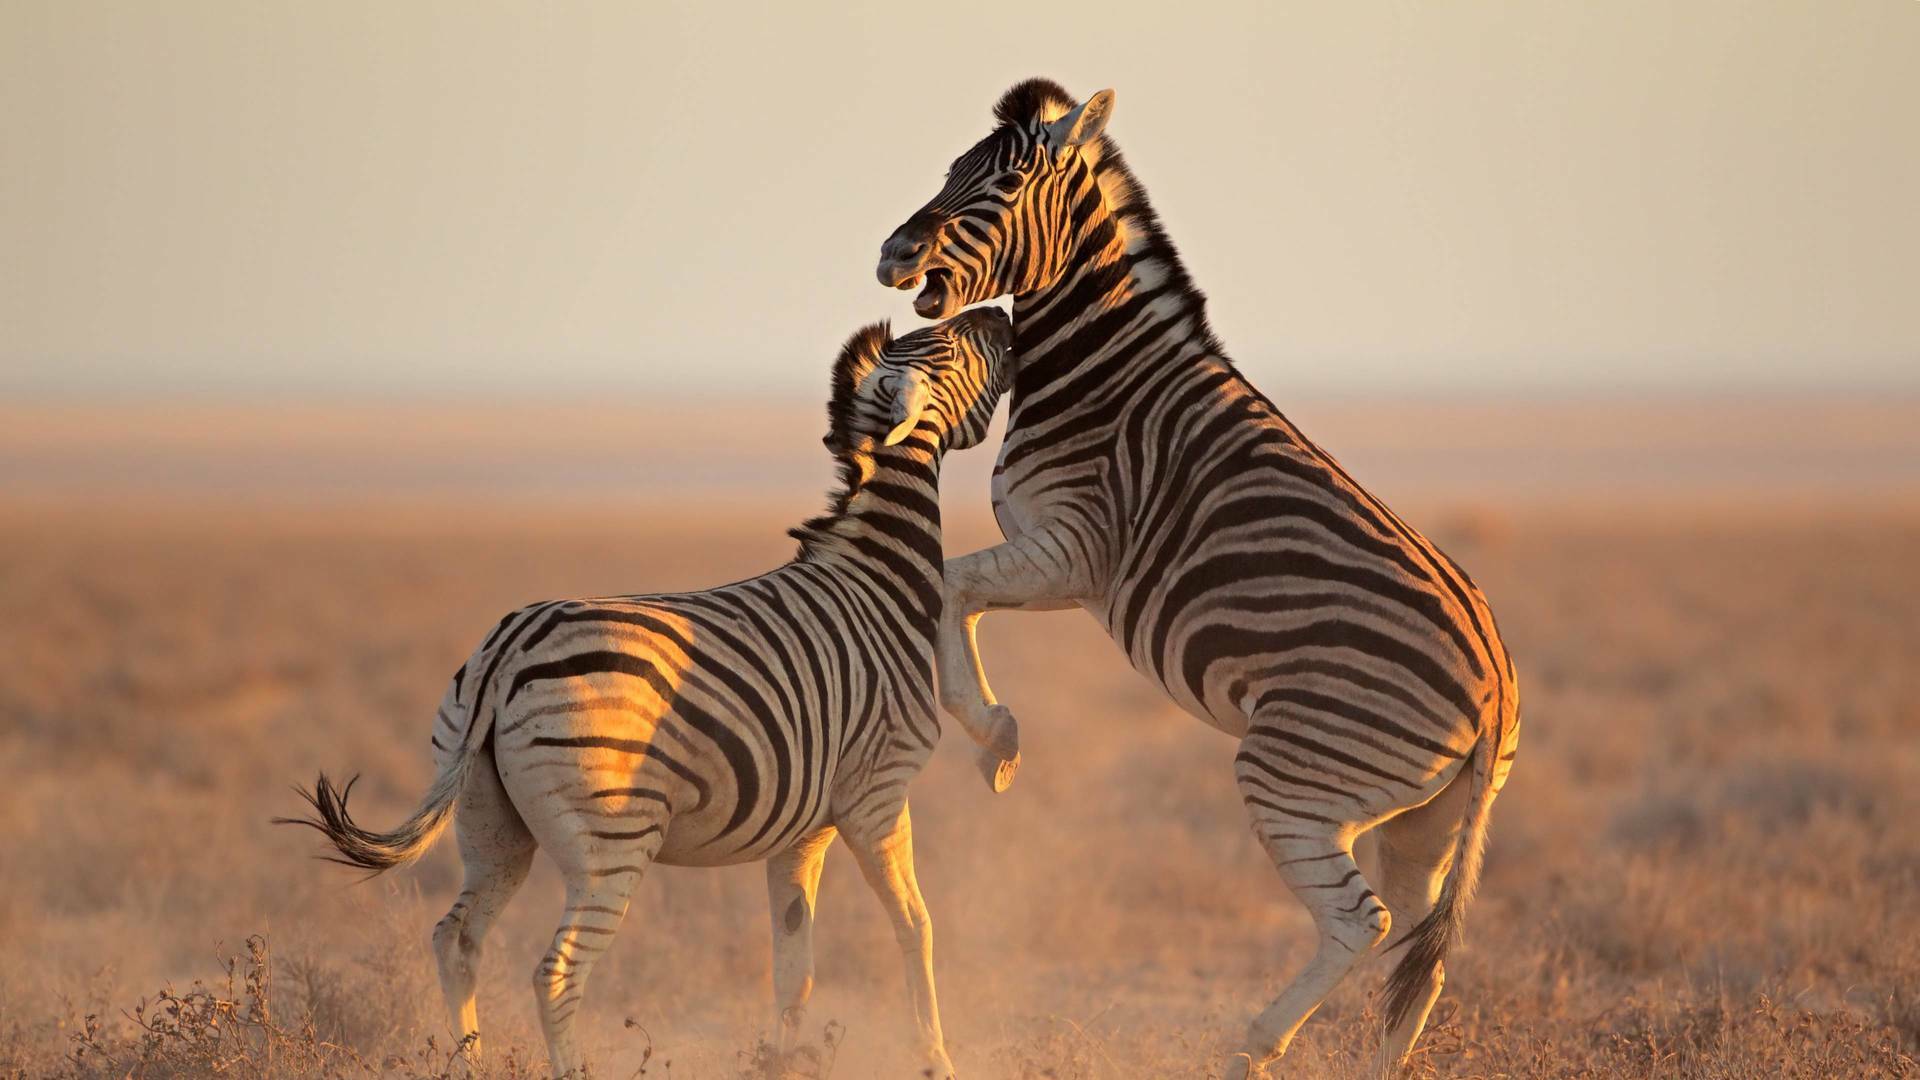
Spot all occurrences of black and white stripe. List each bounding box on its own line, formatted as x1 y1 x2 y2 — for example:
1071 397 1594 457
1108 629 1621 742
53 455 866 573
877 79 1520 1078
282 308 1011 1080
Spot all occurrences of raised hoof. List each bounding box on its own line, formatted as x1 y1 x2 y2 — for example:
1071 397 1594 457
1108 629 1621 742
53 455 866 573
981 703 1020 760
976 745 1020 793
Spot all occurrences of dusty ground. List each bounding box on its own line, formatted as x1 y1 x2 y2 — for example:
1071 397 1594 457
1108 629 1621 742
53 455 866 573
2 402 1917 1078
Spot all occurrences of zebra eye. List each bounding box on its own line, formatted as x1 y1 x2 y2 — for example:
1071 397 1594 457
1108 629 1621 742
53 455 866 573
991 174 1022 194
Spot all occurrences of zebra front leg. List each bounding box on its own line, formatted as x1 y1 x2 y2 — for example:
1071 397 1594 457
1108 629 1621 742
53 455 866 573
845 802 955 1078
765 829 836 1059
939 524 1093 791
943 609 1023 793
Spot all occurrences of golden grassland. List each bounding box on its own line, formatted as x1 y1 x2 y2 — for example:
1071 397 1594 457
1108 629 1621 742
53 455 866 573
2 402 1918 1077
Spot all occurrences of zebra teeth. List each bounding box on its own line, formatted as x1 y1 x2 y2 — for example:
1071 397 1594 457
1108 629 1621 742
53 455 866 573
913 269 954 318
896 275 923 292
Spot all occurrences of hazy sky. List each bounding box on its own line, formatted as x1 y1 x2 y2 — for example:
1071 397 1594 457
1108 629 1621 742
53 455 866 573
5 1 1915 399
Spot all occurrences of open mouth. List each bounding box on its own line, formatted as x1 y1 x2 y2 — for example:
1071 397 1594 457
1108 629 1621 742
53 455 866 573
900 268 957 319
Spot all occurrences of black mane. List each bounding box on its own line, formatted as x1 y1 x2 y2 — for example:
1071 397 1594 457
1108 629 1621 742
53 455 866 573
993 77 1075 127
790 321 891 552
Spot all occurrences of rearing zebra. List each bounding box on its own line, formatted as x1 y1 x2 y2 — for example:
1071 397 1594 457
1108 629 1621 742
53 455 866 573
875 80 1520 1077
280 308 1012 1080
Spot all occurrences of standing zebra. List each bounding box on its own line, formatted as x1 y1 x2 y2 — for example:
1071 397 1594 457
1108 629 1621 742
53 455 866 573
875 80 1520 1077
280 308 1012 1080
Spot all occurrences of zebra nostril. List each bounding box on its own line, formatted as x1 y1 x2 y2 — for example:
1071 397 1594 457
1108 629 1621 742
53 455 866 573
878 227 937 286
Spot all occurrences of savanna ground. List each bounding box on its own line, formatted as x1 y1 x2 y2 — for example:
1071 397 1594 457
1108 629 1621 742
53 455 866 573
1 400 1917 1078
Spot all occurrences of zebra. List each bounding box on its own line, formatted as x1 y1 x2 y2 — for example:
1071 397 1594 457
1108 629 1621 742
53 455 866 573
279 306 1012 1080
874 79 1520 1078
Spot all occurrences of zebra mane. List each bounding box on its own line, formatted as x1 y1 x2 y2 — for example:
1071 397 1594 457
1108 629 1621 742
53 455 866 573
996 77 1226 365
993 77 1076 126
790 320 892 553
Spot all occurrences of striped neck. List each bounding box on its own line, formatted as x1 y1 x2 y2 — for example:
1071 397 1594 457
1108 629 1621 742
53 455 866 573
789 441 946 622
1009 151 1221 409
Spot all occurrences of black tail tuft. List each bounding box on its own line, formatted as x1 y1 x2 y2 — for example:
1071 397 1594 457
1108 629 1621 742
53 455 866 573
1381 876 1461 1032
273 770 455 874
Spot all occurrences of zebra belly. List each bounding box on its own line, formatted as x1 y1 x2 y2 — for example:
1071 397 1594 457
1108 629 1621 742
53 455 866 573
1098 605 1484 816
654 802 834 867
494 702 833 872
1099 571 1490 763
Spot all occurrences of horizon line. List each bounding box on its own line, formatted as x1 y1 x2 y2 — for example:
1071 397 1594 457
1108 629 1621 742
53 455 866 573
6 379 1920 410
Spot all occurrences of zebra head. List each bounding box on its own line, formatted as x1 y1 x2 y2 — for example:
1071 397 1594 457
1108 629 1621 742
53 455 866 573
877 79 1116 320
828 306 1013 454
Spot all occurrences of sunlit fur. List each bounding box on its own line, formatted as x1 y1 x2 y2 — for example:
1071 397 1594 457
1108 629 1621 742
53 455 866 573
281 308 1011 1080
881 79 1520 1078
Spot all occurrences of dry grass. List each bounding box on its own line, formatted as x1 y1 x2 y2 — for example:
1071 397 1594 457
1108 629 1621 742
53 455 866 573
1 495 1917 1078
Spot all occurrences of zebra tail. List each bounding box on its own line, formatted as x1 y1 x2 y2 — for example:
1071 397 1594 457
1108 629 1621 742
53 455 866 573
1380 697 1512 1032
275 697 491 874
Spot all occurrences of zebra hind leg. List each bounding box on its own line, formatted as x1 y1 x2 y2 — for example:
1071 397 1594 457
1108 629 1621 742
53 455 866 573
532 857 653 1078
432 744 536 1065
1227 743 1390 1080
1372 762 1475 1073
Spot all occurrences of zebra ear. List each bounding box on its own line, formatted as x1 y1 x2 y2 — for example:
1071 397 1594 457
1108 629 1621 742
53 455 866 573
882 368 934 446
1046 89 1115 152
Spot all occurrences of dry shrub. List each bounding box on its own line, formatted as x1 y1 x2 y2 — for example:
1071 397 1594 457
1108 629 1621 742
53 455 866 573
54 935 395 1079
36 934 681 1080
1579 990 1919 1079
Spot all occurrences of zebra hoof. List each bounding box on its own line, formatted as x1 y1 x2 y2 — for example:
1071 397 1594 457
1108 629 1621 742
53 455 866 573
981 704 1020 760
977 746 1019 793
1222 1052 1266 1080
